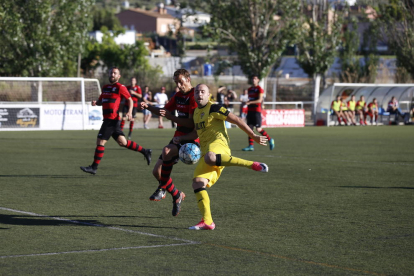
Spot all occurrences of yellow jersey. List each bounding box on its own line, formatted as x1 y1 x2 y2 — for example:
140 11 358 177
331 100 341 112
348 100 356 111
193 101 230 154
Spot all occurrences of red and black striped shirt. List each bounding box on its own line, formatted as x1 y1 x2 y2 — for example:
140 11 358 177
126 85 142 108
247 85 264 112
99 82 130 120
164 88 197 137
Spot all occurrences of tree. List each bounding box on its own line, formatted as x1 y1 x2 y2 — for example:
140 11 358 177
338 17 362 83
0 0 94 77
81 29 162 84
295 1 346 118
91 6 123 31
378 0 414 81
196 0 301 80
338 15 380 84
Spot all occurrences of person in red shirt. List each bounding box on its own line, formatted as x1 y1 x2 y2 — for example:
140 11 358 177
120 77 142 139
367 98 379 125
80 67 151 175
242 75 275 151
140 69 198 216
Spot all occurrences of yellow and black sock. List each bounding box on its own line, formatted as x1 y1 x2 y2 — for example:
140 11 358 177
215 154 253 168
194 188 213 225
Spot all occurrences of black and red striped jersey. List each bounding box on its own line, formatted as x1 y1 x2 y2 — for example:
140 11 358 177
164 88 197 137
247 85 264 112
99 82 130 120
126 85 142 108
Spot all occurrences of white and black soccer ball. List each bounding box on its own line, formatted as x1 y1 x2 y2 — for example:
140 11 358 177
179 143 201 165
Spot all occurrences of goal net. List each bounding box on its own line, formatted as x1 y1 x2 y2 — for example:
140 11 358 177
0 77 101 130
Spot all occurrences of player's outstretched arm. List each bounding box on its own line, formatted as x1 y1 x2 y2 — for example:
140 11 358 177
92 99 102 106
172 129 198 144
226 112 267 146
163 111 194 128
143 104 162 116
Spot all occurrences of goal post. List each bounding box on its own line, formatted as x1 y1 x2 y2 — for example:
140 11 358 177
0 77 102 130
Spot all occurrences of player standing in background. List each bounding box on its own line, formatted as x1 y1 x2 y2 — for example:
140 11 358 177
173 84 268 230
242 75 275 151
80 67 152 175
140 69 199 216
120 77 142 139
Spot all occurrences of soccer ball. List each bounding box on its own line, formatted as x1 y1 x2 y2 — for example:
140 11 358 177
179 143 201 165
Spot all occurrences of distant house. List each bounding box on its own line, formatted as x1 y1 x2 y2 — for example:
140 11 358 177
160 5 211 30
116 5 180 36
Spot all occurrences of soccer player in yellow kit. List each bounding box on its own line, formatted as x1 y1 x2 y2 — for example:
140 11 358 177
173 84 269 230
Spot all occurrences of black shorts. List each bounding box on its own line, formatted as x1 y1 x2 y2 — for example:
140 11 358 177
246 111 262 127
122 106 137 118
97 119 125 141
158 139 201 163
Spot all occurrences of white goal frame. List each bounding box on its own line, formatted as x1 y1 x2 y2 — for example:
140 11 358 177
0 77 101 131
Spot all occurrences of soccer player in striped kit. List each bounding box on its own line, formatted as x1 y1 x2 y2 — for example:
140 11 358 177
120 77 142 139
140 69 199 216
80 67 152 175
242 75 275 151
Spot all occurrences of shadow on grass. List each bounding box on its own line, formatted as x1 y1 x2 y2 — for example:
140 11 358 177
0 215 173 229
0 175 86 179
0 214 101 227
338 186 414 190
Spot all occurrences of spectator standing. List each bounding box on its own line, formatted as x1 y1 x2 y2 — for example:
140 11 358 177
239 89 249 118
154 87 169 128
226 89 237 114
217 86 226 106
142 86 153 129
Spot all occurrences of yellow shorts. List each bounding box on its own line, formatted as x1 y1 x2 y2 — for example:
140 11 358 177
193 140 230 188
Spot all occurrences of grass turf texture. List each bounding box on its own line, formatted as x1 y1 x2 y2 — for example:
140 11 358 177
0 126 413 275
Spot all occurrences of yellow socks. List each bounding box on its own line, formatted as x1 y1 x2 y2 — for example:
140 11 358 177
195 189 213 225
215 154 253 168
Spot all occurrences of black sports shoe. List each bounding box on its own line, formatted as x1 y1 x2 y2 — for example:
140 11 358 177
172 191 186 217
80 165 97 175
143 149 152 165
149 188 166 201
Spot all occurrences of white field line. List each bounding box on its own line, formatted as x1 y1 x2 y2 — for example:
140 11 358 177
0 243 195 259
251 154 414 166
0 207 200 259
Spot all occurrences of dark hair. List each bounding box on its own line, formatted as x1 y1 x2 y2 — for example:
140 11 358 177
173 69 190 79
110 66 120 73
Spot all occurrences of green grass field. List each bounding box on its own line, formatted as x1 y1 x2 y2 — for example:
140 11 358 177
0 126 413 275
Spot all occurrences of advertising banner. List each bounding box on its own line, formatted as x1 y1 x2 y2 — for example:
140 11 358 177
87 106 103 129
262 109 305 128
0 107 40 128
41 104 85 130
